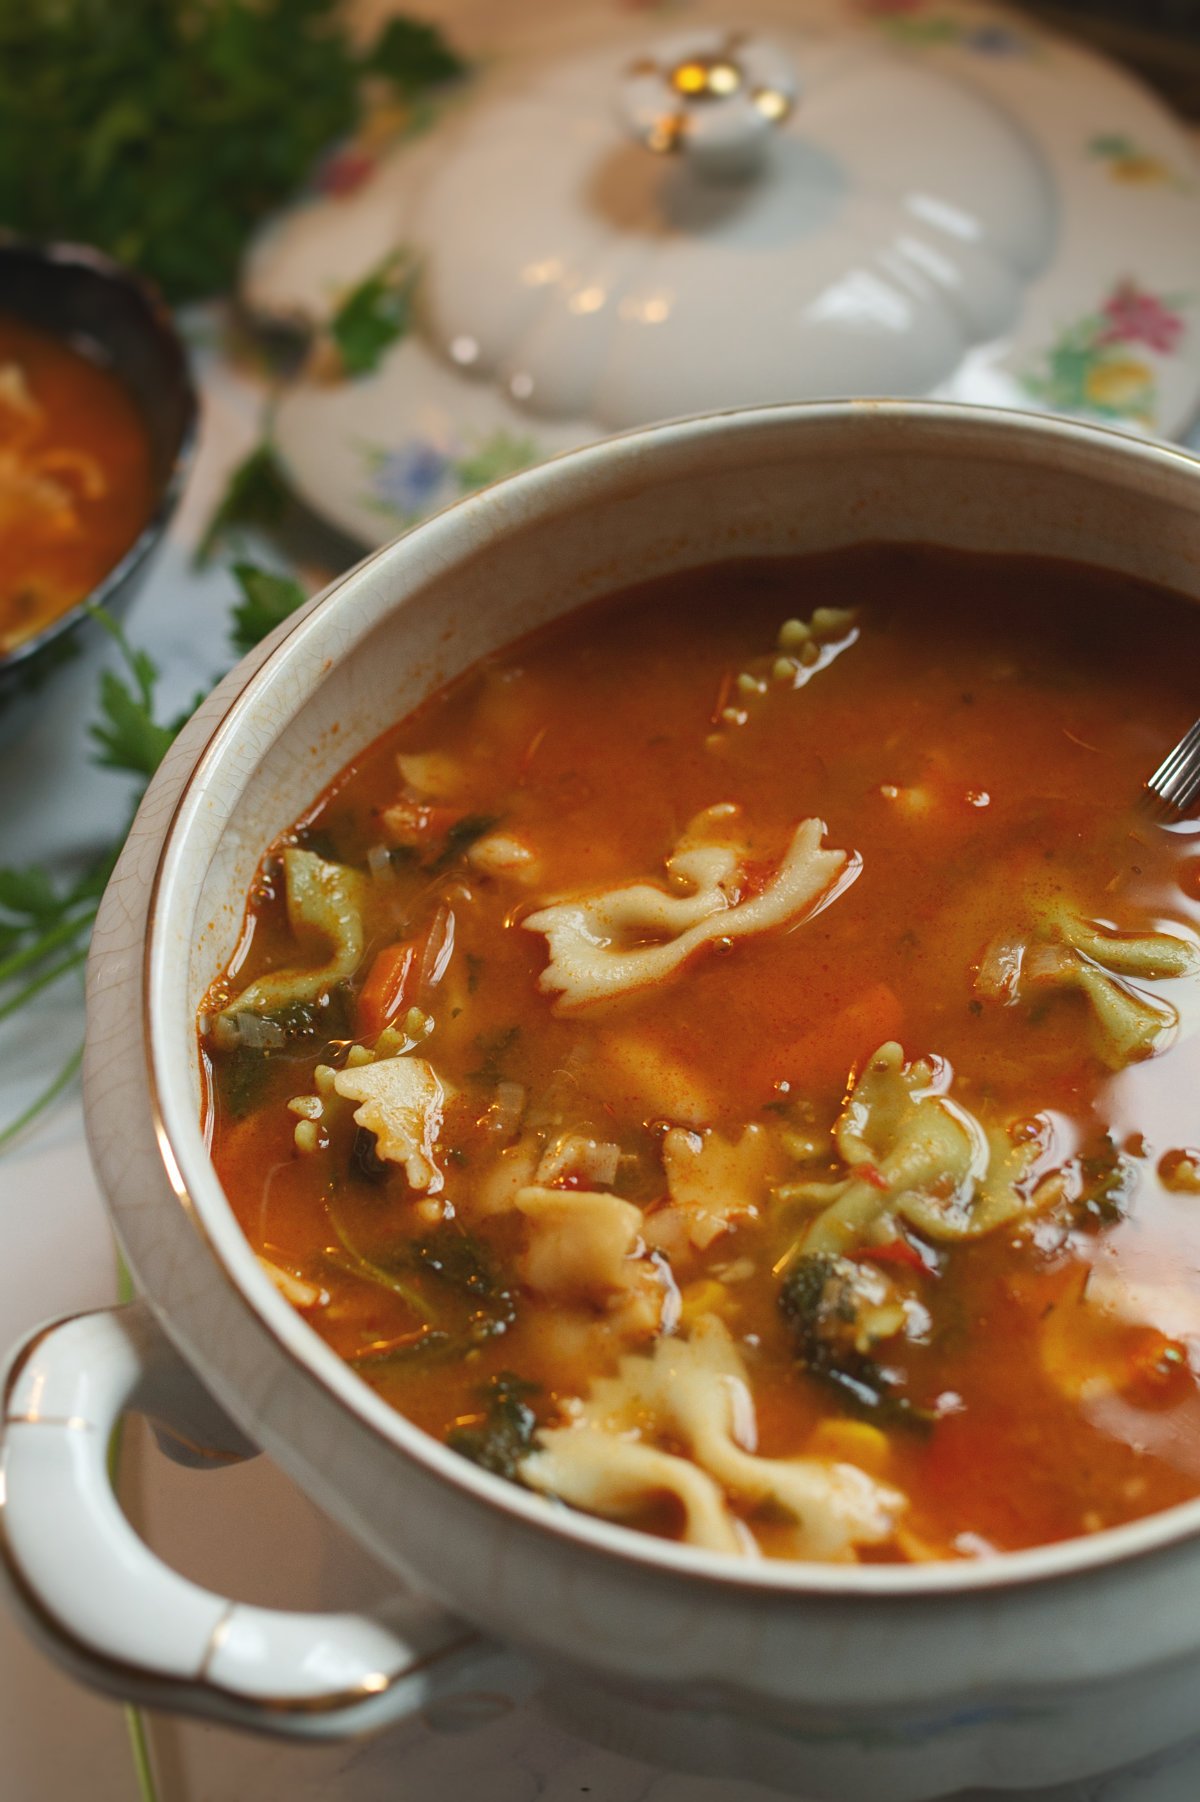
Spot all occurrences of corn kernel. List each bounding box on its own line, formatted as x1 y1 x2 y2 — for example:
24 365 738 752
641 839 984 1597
807 1418 890 1475
811 606 855 636
679 1278 728 1325
405 1006 433 1040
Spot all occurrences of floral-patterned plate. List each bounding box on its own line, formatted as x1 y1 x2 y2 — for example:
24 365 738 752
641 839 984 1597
250 0 1200 548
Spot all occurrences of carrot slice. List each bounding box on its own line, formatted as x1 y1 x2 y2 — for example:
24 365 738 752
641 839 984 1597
357 939 419 1039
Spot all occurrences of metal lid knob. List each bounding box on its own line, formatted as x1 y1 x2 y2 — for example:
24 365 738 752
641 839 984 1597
619 29 797 180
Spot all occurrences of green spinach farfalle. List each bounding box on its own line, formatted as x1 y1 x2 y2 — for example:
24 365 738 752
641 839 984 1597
975 907 1198 1068
778 1041 1055 1255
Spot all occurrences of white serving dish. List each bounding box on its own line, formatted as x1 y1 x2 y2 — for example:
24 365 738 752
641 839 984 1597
246 0 1200 547
4 401 1200 1800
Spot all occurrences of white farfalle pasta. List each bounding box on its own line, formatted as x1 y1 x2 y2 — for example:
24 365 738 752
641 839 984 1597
525 1426 750 1554
534 1132 621 1189
647 1123 783 1260
522 1316 904 1560
523 807 854 1012
394 750 463 799
576 1030 718 1129
332 1055 451 1192
513 1184 663 1333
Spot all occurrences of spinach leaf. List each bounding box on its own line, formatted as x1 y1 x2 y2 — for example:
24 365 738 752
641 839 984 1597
448 1373 540 1480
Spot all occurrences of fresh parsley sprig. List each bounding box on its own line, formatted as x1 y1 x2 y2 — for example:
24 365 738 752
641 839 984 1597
0 568 310 1150
328 249 416 377
229 563 309 657
195 438 293 568
87 604 186 778
0 2 464 304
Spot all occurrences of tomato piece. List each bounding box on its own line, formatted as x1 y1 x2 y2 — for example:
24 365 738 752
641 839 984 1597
855 1238 930 1276
357 939 418 1039
380 798 463 846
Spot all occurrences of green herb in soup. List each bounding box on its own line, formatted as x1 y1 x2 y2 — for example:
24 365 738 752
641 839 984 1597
201 546 1200 1564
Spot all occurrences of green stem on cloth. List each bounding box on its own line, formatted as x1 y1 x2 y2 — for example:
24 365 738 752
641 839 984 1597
0 947 88 1026
0 906 95 987
0 1044 83 1152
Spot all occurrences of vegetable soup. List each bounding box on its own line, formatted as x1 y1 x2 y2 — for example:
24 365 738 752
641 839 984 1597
202 545 1200 1564
0 314 154 656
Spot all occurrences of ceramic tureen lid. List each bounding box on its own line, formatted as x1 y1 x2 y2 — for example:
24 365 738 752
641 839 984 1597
245 0 1200 546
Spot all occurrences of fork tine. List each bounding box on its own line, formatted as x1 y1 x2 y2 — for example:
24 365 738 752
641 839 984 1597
1146 717 1200 816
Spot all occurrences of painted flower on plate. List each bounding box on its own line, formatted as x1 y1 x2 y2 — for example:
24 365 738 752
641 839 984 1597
1021 279 1187 426
1098 281 1185 355
366 440 452 517
1083 357 1155 413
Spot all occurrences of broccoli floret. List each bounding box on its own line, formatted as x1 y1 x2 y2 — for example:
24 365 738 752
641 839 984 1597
780 1253 869 1361
779 1252 934 1432
447 1373 539 1480
1072 1134 1138 1229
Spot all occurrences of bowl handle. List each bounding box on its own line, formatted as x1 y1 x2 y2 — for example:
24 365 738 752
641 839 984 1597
0 1301 483 1735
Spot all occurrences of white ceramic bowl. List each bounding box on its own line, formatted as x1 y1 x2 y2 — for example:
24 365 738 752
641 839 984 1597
5 402 1200 1801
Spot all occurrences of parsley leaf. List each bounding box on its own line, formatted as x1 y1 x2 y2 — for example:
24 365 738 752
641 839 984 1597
0 867 60 928
229 563 309 657
329 250 415 377
2 559 312 1151
86 607 178 779
0 1 464 303
195 440 292 567
364 19 466 91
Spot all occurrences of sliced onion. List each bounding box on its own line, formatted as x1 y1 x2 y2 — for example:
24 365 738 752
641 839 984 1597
220 1010 287 1050
367 843 393 881
485 1080 527 1136
974 933 1027 1004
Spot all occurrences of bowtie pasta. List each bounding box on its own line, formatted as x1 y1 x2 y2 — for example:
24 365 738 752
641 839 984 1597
204 546 1200 1562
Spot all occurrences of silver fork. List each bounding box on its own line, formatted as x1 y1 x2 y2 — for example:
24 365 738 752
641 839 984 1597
1145 718 1200 818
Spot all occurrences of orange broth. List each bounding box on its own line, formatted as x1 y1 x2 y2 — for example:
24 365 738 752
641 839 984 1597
0 314 154 655
203 545 1200 1562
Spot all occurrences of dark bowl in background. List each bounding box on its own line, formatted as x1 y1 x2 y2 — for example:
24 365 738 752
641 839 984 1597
0 239 198 744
